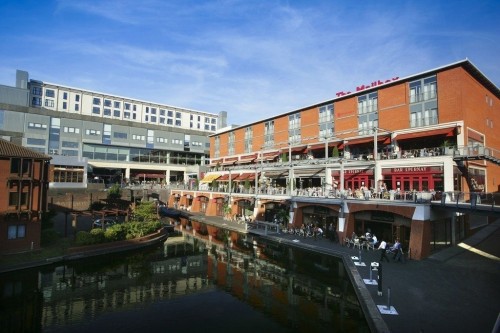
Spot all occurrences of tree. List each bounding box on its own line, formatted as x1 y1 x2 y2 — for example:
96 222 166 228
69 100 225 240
332 146 340 157
108 184 122 200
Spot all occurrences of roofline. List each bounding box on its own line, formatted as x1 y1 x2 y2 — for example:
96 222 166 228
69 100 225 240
211 58 499 137
29 79 219 117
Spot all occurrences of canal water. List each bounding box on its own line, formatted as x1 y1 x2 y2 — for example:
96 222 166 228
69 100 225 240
0 230 369 333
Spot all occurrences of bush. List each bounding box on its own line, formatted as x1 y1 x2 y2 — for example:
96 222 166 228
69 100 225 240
104 224 127 242
75 231 94 246
90 228 105 243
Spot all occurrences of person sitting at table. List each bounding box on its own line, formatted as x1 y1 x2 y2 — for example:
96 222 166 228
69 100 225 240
391 239 403 261
365 229 372 239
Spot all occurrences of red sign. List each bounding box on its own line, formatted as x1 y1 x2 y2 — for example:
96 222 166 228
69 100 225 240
336 77 399 97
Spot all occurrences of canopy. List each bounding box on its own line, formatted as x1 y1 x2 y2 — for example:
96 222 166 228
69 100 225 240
200 173 221 183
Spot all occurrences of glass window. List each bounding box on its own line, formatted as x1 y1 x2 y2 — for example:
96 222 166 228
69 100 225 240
93 97 101 105
45 89 55 98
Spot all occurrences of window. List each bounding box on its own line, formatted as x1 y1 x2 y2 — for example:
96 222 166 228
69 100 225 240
63 127 80 134
151 108 157 115
28 122 48 130
75 104 80 112
160 109 165 116
104 99 112 107
27 138 46 145
63 92 68 100
151 116 157 123
175 119 181 126
132 134 145 141
211 125 216 131
103 108 111 116
410 101 438 127
288 113 301 144
93 97 101 105
264 120 274 148
159 117 165 124
45 99 54 107
9 192 29 207
114 110 121 117
10 158 21 174
125 103 131 110
62 141 79 148
211 118 216 124
176 112 181 118
114 101 121 108
85 129 101 136
62 102 67 110
358 92 378 135
32 97 42 106
75 94 80 102
244 127 253 153
92 107 100 115
156 137 167 143
114 132 127 139
7 225 26 240
168 110 173 117
167 119 173 125
32 87 42 95
124 112 131 119
319 104 334 139
410 75 437 103
45 89 55 98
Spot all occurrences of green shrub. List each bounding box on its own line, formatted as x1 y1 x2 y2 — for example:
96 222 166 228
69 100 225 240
75 231 94 246
90 228 105 243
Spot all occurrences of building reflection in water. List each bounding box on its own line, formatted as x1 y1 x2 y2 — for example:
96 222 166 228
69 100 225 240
0 227 368 333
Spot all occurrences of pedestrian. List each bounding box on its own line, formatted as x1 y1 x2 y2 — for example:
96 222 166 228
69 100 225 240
378 239 390 262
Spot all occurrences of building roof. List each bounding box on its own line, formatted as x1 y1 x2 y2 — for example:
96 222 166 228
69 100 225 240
0 138 51 159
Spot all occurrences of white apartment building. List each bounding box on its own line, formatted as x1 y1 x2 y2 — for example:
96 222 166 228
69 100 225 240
0 70 226 188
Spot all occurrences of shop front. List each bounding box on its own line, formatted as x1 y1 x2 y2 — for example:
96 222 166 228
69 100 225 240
332 167 374 190
382 166 444 192
353 210 411 249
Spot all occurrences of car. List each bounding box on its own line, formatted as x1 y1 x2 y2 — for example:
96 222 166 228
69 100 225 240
92 218 118 229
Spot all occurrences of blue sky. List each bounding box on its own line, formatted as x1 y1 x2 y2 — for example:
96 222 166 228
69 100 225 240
0 0 498 125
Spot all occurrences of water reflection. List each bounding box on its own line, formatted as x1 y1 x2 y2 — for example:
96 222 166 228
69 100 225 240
0 229 368 333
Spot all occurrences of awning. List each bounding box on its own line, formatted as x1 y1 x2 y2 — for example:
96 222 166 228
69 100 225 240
293 168 324 177
341 135 391 147
264 171 289 178
262 153 280 161
209 158 223 166
238 154 258 164
200 173 221 183
234 173 256 181
217 173 239 181
291 145 308 153
308 141 341 150
395 127 456 141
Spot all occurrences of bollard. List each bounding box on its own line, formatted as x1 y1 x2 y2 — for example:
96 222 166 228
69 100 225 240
377 262 383 296
386 287 391 310
369 266 373 282
359 249 362 263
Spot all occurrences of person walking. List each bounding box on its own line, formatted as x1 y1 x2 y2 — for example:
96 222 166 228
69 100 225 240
378 239 390 262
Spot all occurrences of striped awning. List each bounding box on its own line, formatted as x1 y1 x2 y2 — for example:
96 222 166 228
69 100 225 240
234 173 256 181
200 173 221 183
217 173 239 181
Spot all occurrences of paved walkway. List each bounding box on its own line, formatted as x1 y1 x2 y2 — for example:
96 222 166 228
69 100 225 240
244 219 500 333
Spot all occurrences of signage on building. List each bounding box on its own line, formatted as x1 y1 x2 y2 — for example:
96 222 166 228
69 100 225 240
332 168 373 176
389 166 442 173
336 77 399 97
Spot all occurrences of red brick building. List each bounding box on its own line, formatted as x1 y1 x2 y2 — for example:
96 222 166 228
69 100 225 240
170 59 500 259
0 139 51 254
